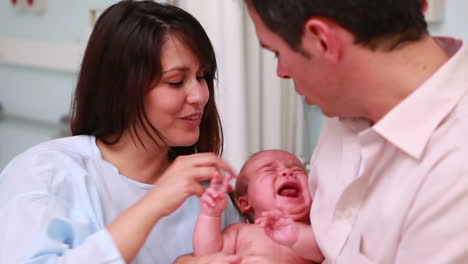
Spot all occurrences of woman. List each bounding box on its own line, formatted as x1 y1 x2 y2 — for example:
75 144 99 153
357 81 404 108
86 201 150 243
0 1 241 263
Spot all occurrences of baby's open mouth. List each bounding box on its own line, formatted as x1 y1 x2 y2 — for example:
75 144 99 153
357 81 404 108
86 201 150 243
277 182 301 198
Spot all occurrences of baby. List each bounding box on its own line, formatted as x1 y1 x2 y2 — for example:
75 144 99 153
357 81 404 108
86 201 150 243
193 150 323 263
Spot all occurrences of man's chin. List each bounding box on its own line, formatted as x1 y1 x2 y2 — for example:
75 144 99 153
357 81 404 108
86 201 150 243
320 107 341 118
304 96 315 105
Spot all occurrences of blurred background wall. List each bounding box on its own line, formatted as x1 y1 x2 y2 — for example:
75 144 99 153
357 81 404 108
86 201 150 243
0 0 467 171
0 0 158 169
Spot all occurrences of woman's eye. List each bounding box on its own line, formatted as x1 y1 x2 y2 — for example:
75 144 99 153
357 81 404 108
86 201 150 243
196 75 206 81
168 81 183 87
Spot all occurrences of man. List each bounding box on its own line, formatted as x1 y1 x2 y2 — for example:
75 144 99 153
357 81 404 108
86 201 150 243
244 0 468 263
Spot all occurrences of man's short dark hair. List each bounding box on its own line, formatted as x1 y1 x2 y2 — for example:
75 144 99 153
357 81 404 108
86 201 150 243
245 0 428 51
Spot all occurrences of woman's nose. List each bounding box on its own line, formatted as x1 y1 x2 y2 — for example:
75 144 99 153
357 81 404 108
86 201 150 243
187 80 209 105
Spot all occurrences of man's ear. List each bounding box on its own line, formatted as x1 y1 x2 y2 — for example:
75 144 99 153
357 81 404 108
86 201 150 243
237 196 253 213
302 17 341 63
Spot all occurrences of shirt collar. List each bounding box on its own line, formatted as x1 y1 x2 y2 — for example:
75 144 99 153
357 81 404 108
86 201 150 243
373 37 468 159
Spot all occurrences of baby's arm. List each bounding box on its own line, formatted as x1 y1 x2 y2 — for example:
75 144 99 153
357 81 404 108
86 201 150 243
193 172 233 256
292 221 323 262
256 211 323 262
221 223 243 254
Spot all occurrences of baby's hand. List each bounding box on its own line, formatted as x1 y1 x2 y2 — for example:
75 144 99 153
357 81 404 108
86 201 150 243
200 172 233 217
255 210 298 247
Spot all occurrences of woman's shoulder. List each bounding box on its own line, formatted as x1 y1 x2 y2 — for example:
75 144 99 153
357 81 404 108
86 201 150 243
10 135 97 164
1 135 101 188
24 135 96 156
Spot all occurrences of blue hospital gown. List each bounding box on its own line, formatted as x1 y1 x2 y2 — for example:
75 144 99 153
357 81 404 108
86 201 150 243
0 135 241 263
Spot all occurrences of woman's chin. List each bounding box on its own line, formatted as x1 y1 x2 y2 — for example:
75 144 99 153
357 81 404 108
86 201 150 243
168 138 199 148
163 129 199 146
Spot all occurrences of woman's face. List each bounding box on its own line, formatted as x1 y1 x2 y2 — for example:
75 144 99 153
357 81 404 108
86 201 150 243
144 35 209 147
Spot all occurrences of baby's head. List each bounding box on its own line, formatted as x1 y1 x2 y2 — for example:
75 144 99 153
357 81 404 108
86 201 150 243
235 150 312 223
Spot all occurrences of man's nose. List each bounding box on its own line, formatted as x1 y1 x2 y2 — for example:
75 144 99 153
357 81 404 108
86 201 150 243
276 63 291 79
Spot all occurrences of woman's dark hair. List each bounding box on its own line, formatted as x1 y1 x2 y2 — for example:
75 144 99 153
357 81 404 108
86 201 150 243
70 0 222 158
245 0 428 51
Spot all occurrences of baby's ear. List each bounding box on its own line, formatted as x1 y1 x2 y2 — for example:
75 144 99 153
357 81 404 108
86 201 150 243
237 196 253 213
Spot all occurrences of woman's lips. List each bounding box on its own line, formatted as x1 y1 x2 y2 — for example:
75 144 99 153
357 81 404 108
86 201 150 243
181 116 201 126
180 113 202 126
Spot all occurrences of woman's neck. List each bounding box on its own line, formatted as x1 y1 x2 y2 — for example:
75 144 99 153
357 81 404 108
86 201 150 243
96 132 171 184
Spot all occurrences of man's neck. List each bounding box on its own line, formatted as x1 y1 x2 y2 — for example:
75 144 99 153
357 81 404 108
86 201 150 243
344 35 449 123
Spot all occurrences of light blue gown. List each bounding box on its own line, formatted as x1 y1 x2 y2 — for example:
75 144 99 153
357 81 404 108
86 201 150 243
0 135 241 263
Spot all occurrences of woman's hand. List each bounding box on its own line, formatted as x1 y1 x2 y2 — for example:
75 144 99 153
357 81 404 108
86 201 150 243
150 153 236 217
108 153 235 263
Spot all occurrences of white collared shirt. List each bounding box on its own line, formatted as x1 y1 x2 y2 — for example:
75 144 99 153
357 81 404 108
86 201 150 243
310 37 468 264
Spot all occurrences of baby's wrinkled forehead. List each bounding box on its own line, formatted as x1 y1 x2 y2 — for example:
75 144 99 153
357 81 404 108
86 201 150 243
244 150 303 174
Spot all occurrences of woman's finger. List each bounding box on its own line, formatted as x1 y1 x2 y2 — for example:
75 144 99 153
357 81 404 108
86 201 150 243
187 167 219 182
179 153 236 177
191 183 206 197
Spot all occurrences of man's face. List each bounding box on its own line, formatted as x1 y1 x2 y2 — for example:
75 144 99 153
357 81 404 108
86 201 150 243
247 6 347 118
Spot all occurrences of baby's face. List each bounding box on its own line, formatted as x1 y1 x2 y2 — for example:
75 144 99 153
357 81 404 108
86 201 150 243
242 150 312 222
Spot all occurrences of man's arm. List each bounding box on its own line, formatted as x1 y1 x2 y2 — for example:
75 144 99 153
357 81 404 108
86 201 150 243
396 171 468 262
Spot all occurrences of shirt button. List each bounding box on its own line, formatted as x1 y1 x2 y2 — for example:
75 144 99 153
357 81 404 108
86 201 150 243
338 209 353 219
